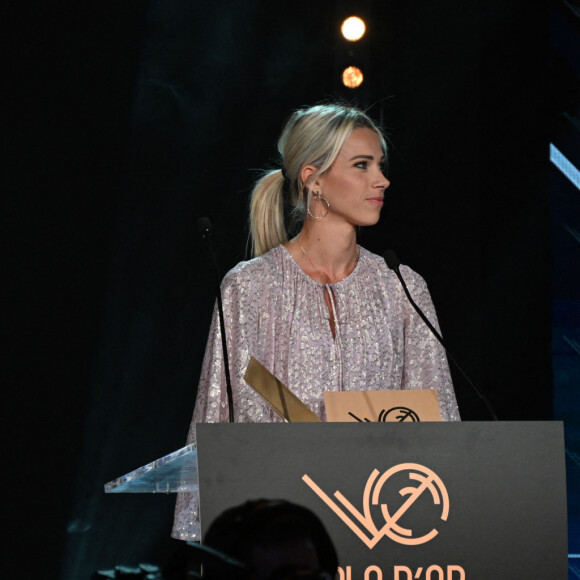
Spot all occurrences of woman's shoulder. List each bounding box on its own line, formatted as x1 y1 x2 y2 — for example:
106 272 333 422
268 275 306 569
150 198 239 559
358 246 427 290
222 245 285 289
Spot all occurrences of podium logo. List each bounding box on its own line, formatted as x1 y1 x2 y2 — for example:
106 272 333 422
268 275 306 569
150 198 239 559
303 463 449 549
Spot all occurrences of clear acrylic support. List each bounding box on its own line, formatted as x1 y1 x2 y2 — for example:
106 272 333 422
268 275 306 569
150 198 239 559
104 444 197 494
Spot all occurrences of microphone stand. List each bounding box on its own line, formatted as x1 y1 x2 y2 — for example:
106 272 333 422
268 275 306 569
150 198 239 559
199 218 235 422
384 249 498 421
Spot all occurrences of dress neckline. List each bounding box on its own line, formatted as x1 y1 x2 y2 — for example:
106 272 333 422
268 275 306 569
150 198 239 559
278 244 364 288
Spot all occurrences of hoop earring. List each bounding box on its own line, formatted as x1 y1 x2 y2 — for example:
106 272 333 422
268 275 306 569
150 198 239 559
307 191 330 220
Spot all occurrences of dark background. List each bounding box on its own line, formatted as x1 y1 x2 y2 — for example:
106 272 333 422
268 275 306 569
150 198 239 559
5 0 576 578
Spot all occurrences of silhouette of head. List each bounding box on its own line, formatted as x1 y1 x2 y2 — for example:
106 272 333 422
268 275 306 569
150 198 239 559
201 499 339 579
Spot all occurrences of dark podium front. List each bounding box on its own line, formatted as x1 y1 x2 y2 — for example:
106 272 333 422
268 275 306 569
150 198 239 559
195 422 567 579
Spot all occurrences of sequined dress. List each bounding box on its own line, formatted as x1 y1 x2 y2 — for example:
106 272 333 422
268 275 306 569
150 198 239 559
172 244 460 540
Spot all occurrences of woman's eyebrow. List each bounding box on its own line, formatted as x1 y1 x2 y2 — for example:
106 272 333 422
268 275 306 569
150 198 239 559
349 154 385 161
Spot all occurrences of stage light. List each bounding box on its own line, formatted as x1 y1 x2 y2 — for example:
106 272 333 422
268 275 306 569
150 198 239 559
341 16 366 42
342 66 364 89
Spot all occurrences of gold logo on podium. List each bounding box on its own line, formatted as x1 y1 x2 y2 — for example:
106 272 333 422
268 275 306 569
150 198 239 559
303 463 449 548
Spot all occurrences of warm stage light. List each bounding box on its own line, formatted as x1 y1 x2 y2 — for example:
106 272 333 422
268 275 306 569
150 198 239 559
342 66 364 89
341 16 366 41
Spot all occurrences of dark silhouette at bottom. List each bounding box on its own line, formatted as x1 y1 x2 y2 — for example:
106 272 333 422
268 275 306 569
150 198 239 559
195 499 339 580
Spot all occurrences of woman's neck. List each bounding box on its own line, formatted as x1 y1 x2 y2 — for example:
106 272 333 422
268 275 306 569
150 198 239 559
288 221 359 284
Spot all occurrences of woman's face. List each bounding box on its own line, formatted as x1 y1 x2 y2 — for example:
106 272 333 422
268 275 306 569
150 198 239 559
314 127 389 227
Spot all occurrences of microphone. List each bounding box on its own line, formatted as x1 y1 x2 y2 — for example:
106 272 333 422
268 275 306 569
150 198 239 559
198 217 235 422
198 217 212 240
384 249 498 421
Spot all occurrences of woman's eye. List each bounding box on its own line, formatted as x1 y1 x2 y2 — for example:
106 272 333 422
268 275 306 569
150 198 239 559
355 161 367 169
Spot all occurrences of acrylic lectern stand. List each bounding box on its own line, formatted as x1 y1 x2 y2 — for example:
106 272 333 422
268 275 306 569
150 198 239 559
105 443 198 494
105 422 568 578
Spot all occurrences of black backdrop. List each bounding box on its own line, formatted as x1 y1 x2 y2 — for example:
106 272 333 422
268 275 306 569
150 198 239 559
6 1 556 578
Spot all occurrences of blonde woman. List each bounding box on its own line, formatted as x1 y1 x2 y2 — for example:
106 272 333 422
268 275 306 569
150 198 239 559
173 103 460 541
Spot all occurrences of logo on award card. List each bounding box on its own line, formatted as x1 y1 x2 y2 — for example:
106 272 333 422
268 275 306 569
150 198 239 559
382 407 420 422
303 463 449 549
348 407 421 422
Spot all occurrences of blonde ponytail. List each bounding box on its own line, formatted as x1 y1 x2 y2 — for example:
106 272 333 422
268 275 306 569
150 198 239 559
249 170 287 257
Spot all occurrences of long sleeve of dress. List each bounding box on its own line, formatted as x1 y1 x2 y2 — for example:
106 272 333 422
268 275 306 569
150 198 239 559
171 269 263 541
397 266 459 421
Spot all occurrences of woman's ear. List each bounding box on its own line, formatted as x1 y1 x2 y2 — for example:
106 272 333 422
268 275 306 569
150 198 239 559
300 164 319 189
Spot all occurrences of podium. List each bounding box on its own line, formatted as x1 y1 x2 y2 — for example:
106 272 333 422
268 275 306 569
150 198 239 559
105 422 568 578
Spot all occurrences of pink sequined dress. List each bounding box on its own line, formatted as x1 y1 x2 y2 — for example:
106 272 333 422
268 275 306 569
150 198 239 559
172 244 460 540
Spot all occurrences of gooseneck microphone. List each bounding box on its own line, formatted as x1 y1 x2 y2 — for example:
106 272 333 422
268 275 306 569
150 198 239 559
384 249 498 421
198 217 235 422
